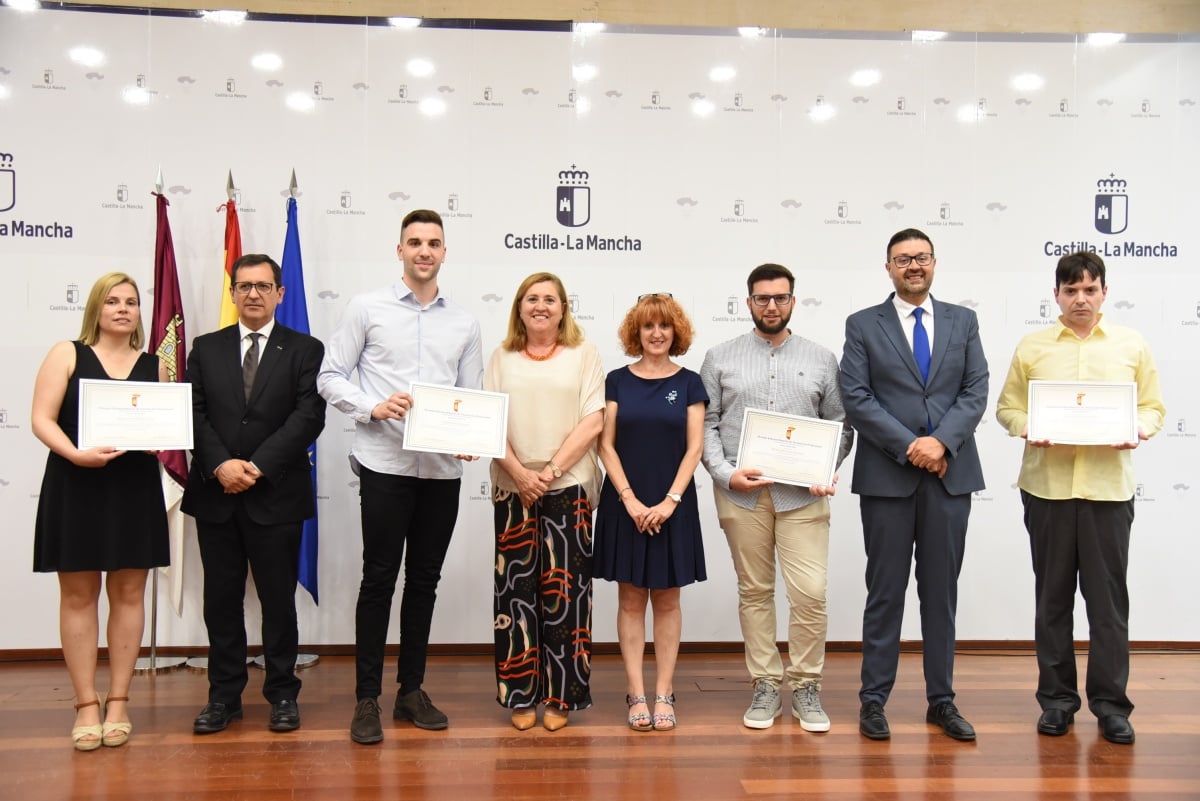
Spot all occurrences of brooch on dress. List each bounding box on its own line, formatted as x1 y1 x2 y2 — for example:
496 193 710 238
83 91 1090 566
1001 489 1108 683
666 390 678 405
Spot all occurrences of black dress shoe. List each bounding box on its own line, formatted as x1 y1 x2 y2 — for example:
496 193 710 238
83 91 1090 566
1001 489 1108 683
193 702 243 734
1098 714 1135 744
269 699 301 732
1037 708 1074 736
926 701 976 741
859 701 891 740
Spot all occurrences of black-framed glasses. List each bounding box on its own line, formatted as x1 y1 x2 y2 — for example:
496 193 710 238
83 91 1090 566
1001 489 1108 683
638 292 673 301
749 293 793 307
889 253 934 268
232 281 277 295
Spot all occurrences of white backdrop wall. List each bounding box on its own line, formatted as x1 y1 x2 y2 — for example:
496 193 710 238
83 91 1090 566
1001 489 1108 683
1 8 1197 651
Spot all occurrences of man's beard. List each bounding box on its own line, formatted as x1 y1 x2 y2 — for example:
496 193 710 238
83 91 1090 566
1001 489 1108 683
753 310 791 336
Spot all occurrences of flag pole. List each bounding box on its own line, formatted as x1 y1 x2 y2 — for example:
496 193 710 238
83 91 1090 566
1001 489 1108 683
135 165 186 675
290 168 318 672
187 171 243 673
251 168 320 675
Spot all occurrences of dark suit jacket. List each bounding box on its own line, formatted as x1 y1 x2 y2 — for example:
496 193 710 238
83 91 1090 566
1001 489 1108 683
840 294 988 498
181 322 326 525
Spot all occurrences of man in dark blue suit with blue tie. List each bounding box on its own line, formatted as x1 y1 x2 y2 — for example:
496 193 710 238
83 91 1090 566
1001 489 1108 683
840 229 989 741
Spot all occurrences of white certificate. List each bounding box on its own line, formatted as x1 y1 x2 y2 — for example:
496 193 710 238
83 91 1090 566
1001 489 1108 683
1027 381 1138 445
402 382 509 458
78 379 194 450
735 408 843 488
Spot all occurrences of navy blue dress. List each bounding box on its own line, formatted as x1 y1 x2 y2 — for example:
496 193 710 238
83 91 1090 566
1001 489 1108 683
594 366 707 589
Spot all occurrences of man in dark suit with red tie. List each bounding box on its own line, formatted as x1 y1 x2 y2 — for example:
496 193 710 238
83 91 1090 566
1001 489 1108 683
183 254 326 734
840 229 989 742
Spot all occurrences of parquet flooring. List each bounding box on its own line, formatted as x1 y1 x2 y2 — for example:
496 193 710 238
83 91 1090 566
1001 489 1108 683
1 651 1197 800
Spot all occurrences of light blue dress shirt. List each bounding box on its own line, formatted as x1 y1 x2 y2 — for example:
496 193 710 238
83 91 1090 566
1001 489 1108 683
317 282 484 479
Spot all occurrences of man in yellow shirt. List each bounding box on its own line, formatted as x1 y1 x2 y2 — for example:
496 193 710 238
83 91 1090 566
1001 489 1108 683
996 251 1164 745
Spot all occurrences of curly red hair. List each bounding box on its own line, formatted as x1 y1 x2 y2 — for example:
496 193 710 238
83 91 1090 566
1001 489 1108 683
617 294 694 357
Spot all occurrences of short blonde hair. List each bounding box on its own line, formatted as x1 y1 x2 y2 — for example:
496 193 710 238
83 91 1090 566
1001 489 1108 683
617 294 694 357
78 272 144 350
501 272 586 351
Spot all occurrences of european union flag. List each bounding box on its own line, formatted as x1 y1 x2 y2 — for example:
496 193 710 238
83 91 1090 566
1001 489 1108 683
278 195 320 604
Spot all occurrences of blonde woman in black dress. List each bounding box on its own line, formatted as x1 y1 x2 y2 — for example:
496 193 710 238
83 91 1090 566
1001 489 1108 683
31 273 169 750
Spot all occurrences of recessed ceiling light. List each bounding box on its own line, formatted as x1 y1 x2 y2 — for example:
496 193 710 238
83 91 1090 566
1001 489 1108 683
201 10 247 25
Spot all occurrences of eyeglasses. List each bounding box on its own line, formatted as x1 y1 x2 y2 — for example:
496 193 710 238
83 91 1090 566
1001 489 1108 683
638 292 673 301
232 281 277 295
749 293 793 307
889 253 934 268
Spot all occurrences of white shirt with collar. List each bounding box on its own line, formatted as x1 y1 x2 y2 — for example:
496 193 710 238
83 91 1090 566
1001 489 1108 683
238 317 276 361
891 294 934 351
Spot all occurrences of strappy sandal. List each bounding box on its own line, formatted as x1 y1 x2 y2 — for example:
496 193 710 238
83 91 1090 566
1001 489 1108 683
653 693 677 731
626 694 653 731
72 699 102 751
102 695 132 747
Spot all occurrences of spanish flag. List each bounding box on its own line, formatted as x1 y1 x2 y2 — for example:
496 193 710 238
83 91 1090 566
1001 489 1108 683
217 196 241 327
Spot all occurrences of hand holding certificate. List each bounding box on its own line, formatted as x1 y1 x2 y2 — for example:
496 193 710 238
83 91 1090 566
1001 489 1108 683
77 379 194 450
735 408 843 488
402 382 509 459
1027 381 1138 445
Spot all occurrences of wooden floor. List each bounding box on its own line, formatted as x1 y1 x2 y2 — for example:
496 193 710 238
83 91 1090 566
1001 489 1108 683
2 651 1198 801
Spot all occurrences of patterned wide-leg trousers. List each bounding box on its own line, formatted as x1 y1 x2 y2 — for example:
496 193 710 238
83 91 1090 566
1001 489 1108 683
494 485 594 711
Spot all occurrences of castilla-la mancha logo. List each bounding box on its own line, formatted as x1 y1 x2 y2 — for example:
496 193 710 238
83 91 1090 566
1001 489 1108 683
1094 173 1128 235
556 164 590 227
0 151 15 213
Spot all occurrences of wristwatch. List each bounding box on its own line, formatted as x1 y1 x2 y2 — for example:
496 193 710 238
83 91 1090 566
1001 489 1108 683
665 492 682 503
548 461 563 478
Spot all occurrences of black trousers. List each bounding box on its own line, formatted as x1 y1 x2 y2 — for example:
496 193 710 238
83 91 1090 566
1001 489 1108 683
859 473 971 707
354 467 460 700
1022 491 1135 719
197 506 302 705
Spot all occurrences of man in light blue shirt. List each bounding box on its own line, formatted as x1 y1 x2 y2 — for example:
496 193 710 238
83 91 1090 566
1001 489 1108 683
318 209 483 744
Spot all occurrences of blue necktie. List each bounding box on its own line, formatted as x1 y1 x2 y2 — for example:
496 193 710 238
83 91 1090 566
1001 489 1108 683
912 307 930 384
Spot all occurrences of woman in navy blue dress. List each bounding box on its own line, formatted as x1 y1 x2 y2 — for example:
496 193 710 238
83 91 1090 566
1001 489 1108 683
595 294 707 731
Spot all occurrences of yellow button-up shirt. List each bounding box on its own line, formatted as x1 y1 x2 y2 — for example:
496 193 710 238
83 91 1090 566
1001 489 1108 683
996 316 1165 501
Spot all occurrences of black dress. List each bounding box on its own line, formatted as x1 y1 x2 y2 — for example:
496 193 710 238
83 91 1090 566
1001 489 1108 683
33 341 169 572
593 366 708 589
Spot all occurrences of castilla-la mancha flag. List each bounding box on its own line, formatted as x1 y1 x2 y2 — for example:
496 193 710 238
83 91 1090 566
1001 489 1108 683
150 190 188 615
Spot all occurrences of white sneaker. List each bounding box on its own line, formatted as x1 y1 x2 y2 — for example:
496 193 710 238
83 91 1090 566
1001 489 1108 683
743 679 782 729
792 684 831 732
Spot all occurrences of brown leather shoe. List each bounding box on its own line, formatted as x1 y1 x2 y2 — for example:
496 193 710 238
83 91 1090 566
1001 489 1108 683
543 707 569 731
511 708 537 731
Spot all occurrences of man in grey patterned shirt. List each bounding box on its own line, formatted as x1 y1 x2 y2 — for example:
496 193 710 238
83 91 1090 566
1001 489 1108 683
700 263 854 731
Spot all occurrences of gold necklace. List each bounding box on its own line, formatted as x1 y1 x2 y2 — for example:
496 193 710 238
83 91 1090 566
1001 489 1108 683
523 344 558 361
